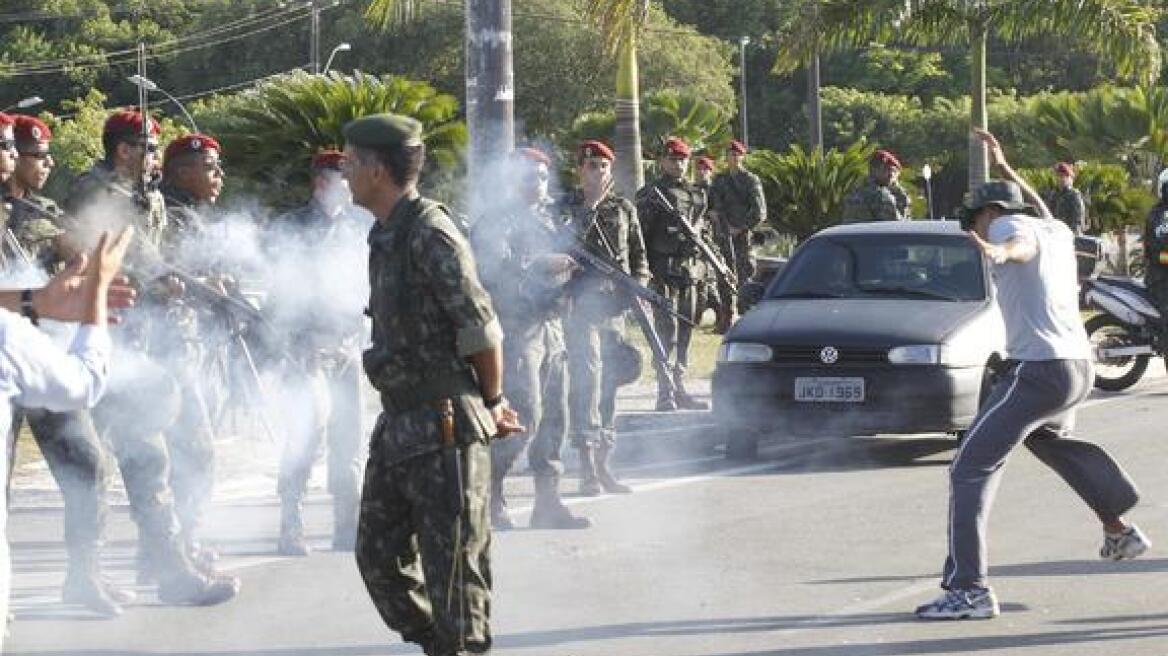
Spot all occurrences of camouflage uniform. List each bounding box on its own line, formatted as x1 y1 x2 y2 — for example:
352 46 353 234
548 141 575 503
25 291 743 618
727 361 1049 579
63 163 193 586
358 194 501 656
2 192 66 271
561 190 649 491
710 167 766 319
636 174 709 407
157 182 219 548
1051 186 1088 235
840 177 911 223
472 199 583 526
273 199 367 552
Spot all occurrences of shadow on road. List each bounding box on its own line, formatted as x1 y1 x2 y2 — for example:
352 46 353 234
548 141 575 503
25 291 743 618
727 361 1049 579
3 644 415 648
688 623 1168 656
808 557 1168 585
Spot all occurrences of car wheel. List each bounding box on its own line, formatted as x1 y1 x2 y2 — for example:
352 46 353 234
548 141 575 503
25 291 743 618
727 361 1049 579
725 429 760 461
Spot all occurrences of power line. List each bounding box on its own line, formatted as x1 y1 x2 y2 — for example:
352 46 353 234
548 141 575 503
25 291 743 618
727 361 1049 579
1 8 314 78
1 3 311 75
52 63 313 120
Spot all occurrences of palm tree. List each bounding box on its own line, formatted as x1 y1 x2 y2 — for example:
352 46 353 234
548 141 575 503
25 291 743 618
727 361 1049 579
582 0 650 196
365 0 514 200
568 90 732 161
195 71 466 208
773 0 1161 189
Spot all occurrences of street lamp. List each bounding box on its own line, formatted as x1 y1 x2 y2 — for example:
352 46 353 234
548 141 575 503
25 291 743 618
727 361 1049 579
128 74 199 132
738 36 751 149
1 96 43 113
322 42 352 75
921 163 935 220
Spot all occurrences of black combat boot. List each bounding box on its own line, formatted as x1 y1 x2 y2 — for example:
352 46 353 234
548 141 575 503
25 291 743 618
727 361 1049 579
157 570 241 606
674 370 709 411
595 443 632 494
278 497 310 556
577 446 602 496
488 476 515 530
332 493 359 552
530 474 591 529
62 549 132 618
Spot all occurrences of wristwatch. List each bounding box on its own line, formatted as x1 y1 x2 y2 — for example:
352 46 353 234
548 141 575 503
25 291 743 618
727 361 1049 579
483 393 506 411
20 289 39 326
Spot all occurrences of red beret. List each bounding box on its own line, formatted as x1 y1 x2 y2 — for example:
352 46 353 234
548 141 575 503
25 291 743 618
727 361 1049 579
164 133 221 164
103 109 161 139
0 113 12 129
695 156 715 171
578 140 614 162
515 147 550 167
13 115 51 146
1054 162 1075 176
872 149 902 169
312 149 346 171
728 140 747 155
664 136 691 158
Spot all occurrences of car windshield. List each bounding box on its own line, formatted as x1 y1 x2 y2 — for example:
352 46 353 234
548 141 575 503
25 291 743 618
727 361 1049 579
767 234 986 302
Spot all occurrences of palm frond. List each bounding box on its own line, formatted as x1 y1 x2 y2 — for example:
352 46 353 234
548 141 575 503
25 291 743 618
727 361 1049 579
581 0 648 57
996 0 1161 84
364 0 422 31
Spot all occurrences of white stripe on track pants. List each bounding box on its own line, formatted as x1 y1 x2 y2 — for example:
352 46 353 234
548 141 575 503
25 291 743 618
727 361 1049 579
942 358 1140 590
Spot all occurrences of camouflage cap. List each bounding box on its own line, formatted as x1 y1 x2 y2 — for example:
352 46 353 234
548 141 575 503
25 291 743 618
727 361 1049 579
343 113 423 151
963 179 1037 216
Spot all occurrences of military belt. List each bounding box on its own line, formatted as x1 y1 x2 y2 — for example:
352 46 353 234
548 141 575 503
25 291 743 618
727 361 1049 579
379 369 479 414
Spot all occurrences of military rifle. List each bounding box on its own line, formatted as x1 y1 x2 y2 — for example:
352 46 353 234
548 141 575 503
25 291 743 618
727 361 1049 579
567 242 693 327
568 228 681 398
649 187 739 294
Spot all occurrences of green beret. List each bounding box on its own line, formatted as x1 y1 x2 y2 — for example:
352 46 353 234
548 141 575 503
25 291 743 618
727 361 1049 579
343 113 423 150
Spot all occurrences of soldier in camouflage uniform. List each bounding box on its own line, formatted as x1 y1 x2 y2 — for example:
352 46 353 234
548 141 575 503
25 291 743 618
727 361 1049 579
710 140 766 333
635 136 710 412
1050 162 1088 235
64 110 239 606
345 114 521 656
693 156 721 328
271 150 369 555
157 133 226 561
1 115 133 616
841 149 911 224
471 147 590 529
563 140 649 496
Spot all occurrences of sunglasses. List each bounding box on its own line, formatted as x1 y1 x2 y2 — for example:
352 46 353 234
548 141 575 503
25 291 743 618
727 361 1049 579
19 151 52 161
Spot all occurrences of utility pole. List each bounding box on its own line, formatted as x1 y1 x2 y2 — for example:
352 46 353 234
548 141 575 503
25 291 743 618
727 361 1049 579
465 0 515 212
310 0 321 74
739 36 750 148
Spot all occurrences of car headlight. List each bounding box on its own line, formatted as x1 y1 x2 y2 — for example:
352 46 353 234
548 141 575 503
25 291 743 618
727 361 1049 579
887 345 941 365
718 342 774 363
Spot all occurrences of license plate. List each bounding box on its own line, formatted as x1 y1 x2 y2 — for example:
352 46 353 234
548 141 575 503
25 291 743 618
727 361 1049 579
794 377 865 403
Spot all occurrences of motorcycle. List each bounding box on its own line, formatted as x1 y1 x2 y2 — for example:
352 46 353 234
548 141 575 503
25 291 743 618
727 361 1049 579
1081 275 1164 391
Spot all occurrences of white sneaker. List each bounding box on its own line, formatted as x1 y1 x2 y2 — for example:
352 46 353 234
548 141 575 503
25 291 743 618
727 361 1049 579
1100 524 1151 560
914 588 1000 620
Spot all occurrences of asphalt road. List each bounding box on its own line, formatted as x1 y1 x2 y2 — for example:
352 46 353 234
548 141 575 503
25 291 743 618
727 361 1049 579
7 372 1168 656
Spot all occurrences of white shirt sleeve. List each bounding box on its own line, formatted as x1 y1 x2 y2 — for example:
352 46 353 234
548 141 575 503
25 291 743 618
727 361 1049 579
0 309 111 412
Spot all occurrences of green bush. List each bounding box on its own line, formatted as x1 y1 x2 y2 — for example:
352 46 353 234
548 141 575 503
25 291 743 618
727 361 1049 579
747 140 874 241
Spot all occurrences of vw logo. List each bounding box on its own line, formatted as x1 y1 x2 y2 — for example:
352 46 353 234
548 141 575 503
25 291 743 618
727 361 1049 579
819 346 840 364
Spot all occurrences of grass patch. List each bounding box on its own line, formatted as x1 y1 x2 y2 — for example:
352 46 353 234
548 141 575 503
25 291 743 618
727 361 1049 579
623 309 723 382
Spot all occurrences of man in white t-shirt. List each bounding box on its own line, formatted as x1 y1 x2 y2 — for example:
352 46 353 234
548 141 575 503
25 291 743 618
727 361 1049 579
914 130 1149 620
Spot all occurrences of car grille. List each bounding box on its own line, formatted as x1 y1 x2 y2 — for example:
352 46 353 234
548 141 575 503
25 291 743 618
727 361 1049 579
770 346 889 365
